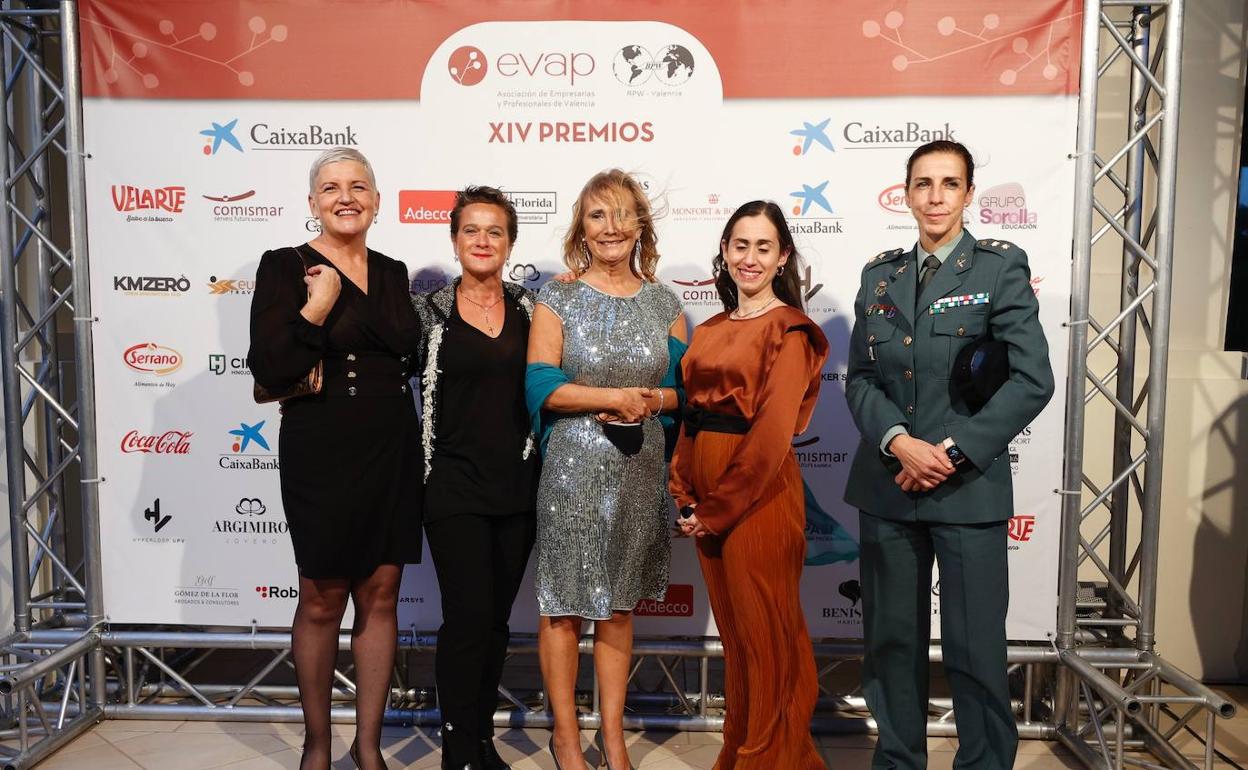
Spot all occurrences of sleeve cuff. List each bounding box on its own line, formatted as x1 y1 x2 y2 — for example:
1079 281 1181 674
292 313 328 350
880 424 908 456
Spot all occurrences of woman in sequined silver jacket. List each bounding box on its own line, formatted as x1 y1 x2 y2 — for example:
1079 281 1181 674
410 186 540 770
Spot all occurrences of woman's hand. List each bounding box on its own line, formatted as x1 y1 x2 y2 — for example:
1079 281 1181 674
677 511 710 538
552 270 579 284
609 387 654 422
301 265 342 326
888 434 953 491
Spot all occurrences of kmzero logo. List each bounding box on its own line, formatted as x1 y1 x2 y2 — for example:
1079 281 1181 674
124 342 182 376
113 275 191 296
255 585 299 599
634 584 693 617
448 46 488 86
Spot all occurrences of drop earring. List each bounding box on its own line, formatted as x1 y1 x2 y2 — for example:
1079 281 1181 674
777 264 785 276
632 240 641 263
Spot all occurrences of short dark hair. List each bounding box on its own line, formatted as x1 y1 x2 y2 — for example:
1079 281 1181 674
450 185 518 244
712 201 806 312
905 140 975 189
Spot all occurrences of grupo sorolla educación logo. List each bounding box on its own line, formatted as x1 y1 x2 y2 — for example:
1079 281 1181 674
448 46 488 86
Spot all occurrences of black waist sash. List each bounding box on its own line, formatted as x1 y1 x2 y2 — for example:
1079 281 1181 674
683 406 750 437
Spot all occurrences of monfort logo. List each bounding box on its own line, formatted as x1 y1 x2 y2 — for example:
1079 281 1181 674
202 190 284 223
634 584 693 617
124 342 182 376
113 275 190 296
842 121 956 149
977 182 1038 229
398 190 456 224
111 185 185 222
671 193 736 223
120 429 192 455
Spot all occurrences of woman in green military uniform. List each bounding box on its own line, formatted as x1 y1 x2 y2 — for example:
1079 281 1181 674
844 140 1054 770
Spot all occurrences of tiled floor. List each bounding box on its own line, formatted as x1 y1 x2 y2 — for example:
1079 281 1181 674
33 715 1248 770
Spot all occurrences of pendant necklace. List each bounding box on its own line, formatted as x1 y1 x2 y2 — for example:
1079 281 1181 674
732 296 778 320
459 290 504 335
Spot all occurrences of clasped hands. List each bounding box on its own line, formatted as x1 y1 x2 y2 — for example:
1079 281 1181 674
676 506 710 538
888 434 955 492
593 386 657 423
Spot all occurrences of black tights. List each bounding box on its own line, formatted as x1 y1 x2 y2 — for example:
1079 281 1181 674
293 563 401 770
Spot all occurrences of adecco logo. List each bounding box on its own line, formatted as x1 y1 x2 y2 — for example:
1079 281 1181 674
448 44 594 87
124 343 183 375
878 183 908 214
399 190 457 224
634 584 693 617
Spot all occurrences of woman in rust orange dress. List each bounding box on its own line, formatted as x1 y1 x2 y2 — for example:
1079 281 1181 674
671 200 828 770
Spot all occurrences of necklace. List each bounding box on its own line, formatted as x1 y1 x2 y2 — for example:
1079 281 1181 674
732 296 778 320
458 290 504 335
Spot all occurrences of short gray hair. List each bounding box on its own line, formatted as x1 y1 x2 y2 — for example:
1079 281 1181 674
308 147 377 195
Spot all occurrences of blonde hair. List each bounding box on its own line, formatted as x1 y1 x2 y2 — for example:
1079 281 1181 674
562 169 660 281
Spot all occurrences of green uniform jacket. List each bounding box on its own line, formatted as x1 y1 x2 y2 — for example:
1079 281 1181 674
843 231 1055 524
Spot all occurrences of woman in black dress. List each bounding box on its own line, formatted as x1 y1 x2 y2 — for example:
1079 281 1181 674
413 186 539 770
248 147 422 770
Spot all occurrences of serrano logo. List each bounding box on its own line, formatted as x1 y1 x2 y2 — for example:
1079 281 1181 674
398 190 457 224
634 584 693 617
124 343 182 375
448 46 488 86
121 430 193 455
878 183 908 214
111 185 186 213
1008 514 1036 543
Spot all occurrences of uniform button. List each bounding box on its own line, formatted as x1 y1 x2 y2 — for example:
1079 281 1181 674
400 384 408 393
904 369 913 380
868 334 876 344
903 336 913 346
906 404 915 414
348 386 357 396
400 355 410 363
957 326 965 337
346 353 357 361
347 371 357 378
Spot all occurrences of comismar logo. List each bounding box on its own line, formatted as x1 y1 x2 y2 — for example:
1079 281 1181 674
448 46 488 86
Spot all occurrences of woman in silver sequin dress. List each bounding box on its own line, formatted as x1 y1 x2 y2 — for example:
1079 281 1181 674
526 170 687 770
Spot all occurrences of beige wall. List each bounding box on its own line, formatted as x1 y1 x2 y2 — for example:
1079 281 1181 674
1087 1 1248 681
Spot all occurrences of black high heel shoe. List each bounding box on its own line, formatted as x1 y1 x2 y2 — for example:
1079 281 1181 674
478 737 511 770
348 741 361 769
548 735 590 770
440 722 481 770
593 730 635 770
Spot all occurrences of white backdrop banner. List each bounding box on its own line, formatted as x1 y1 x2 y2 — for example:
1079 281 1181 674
79 0 1081 639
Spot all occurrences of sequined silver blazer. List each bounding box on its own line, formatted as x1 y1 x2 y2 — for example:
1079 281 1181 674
412 278 537 480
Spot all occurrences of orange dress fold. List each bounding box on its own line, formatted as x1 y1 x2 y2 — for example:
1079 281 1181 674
670 306 829 770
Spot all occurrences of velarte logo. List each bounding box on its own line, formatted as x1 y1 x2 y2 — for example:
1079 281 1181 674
399 190 456 224
634 584 693 617
1008 514 1036 543
111 185 186 213
124 342 182 375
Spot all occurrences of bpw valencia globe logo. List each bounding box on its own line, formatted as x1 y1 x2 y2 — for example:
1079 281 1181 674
612 44 695 86
448 46 487 86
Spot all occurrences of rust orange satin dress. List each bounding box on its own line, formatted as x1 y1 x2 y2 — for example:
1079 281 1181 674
670 306 829 770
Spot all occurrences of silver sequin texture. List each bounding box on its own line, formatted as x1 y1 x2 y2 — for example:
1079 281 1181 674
535 280 680 619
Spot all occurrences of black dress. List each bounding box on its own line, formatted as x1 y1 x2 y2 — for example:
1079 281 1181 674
248 244 423 580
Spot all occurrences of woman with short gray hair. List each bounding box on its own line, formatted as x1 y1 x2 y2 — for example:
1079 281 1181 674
248 147 422 770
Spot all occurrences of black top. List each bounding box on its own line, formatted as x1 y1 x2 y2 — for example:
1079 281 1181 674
425 296 538 521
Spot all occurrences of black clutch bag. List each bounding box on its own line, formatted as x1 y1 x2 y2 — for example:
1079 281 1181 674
602 421 644 455
952 338 1009 413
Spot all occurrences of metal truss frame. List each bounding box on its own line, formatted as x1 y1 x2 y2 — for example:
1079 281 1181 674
0 1 1238 769
1056 1 1238 768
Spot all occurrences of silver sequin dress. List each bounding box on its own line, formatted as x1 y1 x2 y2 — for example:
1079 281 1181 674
535 279 680 619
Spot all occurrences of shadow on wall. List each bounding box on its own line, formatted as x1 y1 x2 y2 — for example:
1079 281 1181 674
1196 393 1248 682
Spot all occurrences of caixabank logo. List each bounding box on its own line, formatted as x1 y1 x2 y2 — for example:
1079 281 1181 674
634 584 693 617
787 181 844 236
789 118 835 156
841 120 957 150
219 421 278 470
199 117 359 155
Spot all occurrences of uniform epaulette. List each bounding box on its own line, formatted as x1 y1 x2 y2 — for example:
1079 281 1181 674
868 248 904 265
975 238 1020 256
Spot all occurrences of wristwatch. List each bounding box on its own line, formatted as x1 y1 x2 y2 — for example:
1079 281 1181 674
942 437 968 469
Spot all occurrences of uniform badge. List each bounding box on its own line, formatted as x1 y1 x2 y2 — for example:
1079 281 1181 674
867 303 898 319
929 292 990 314
875 280 887 297
894 262 908 276
956 257 967 269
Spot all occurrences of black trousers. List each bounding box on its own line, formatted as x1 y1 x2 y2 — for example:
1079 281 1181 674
425 511 535 749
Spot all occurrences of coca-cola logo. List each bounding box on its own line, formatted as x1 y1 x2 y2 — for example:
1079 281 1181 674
124 342 183 375
634 584 693 617
121 430 193 455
